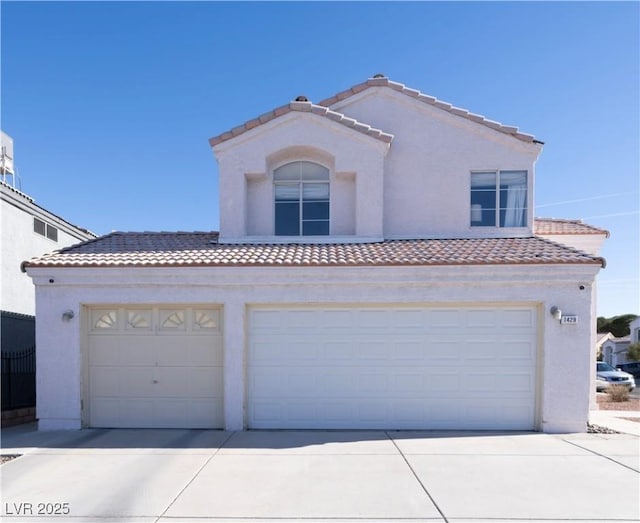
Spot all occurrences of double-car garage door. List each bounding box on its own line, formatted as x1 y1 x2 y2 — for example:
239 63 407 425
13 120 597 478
248 306 537 430
87 305 537 430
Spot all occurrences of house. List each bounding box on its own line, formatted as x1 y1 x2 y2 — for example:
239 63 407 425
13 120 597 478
596 317 640 366
1 131 95 423
1 131 96 353
630 317 640 346
533 218 608 256
599 334 631 367
22 76 606 433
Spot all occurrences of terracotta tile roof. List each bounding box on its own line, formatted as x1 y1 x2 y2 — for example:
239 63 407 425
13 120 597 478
209 100 394 147
534 218 609 237
317 76 540 144
208 75 540 148
22 232 604 270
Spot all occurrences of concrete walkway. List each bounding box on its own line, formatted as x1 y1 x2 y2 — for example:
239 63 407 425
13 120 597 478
1 423 638 522
590 408 640 436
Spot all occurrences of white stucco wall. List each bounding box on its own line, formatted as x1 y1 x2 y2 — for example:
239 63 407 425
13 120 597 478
212 88 541 243
28 263 599 433
214 113 389 242
329 88 542 239
1 185 94 315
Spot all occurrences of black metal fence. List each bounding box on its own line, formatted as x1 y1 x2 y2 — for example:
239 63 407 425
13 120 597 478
1 346 36 410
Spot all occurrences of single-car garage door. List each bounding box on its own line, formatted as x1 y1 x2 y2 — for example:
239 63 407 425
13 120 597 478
248 306 537 430
87 306 223 428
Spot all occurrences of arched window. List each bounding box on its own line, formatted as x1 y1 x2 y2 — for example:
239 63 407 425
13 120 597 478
274 161 329 236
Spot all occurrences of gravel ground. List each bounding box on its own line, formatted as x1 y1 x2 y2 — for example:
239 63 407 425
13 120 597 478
587 423 621 434
1 454 20 465
596 394 640 411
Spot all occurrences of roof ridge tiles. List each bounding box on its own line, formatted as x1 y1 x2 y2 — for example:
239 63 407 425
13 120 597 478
209 100 393 147
534 217 609 237
209 75 540 147
21 234 605 270
317 76 540 144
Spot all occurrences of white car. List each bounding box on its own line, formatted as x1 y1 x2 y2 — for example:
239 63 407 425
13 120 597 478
596 362 635 392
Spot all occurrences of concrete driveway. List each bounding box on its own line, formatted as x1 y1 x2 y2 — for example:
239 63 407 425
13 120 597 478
1 424 639 522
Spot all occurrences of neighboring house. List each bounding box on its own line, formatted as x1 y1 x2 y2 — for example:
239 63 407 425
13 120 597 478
1 131 96 353
596 317 640 366
630 317 640 345
533 218 608 256
600 335 631 367
596 332 613 361
23 76 606 433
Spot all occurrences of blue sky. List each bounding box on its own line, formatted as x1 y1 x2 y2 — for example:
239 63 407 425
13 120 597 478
1 1 638 318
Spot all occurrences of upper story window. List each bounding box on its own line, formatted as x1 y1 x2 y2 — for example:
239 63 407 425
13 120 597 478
470 170 527 227
274 161 330 236
33 217 58 241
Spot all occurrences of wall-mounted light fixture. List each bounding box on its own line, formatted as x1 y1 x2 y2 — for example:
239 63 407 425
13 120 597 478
62 310 75 321
550 306 562 321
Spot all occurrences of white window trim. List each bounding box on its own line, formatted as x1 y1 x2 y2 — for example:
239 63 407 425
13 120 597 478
273 161 331 237
470 170 528 228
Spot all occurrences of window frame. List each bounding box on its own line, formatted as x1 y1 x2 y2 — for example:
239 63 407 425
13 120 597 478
470 170 528 228
273 161 330 237
33 216 59 242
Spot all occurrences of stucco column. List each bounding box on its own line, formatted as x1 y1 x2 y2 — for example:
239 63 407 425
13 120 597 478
223 300 245 430
35 286 82 430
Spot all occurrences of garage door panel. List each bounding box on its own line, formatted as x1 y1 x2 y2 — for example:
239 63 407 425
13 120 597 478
393 372 425 394
155 367 190 396
122 400 157 426
392 341 424 361
501 341 536 361
389 309 425 329
430 309 462 329
466 372 508 392
464 340 499 362
89 367 121 396
502 309 535 328
428 341 462 362
89 398 120 427
89 335 155 367
157 400 189 426
320 401 354 422
88 306 223 429
425 373 461 394
357 372 390 395
322 309 356 329
467 309 500 328
285 401 318 422
356 310 389 330
123 338 156 366
356 341 389 361
280 339 319 361
250 340 283 363
393 399 427 422
90 337 121 366
323 341 353 360
120 368 157 396
251 401 282 423
248 305 537 430
189 336 223 366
